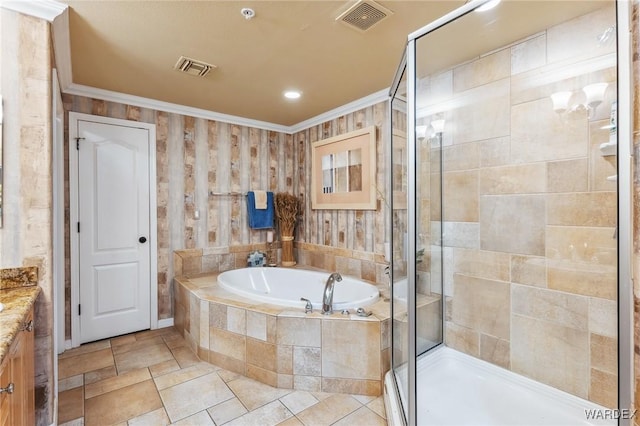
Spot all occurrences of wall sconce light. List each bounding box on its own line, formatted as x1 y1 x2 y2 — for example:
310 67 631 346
582 82 608 112
550 82 608 118
416 125 428 140
550 91 573 114
427 118 446 147
431 119 445 134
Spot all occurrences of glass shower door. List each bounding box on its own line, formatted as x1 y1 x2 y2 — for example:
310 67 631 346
409 1 623 424
390 48 445 422
389 1 633 425
390 65 410 421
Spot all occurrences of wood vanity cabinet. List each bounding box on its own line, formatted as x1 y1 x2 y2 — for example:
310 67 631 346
0 309 35 426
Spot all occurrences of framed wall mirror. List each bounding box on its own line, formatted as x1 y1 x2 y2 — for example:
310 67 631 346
311 125 377 210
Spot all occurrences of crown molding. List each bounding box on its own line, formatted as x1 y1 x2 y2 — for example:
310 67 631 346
41 0 387 136
51 7 72 91
64 83 293 133
1 0 67 22
4 1 389 133
289 88 390 134
64 83 390 134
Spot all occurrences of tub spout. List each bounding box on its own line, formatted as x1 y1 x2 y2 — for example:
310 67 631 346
322 272 342 315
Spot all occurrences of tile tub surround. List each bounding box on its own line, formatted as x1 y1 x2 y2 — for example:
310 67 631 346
174 272 391 396
174 242 391 288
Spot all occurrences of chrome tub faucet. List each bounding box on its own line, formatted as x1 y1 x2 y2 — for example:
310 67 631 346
322 272 343 315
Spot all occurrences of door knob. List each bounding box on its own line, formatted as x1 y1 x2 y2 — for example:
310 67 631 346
139 237 147 243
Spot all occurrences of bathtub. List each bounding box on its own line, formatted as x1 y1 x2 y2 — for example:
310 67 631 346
217 267 379 310
174 268 391 395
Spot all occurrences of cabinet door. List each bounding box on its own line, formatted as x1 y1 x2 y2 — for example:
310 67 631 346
0 356 10 426
23 312 34 425
0 309 34 426
9 334 26 426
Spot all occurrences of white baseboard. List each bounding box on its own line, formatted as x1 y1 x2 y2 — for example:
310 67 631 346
157 318 174 329
64 339 72 350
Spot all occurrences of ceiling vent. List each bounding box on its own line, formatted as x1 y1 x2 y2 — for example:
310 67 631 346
336 0 393 32
174 56 216 77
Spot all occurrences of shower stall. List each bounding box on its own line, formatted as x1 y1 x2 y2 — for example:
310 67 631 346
384 0 633 425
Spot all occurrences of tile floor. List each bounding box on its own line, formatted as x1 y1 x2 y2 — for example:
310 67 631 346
57 327 387 426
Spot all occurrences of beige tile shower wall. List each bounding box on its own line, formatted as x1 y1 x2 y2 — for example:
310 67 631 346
0 9 55 425
423 7 619 407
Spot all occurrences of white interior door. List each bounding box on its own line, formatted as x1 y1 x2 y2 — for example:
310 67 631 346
76 118 151 343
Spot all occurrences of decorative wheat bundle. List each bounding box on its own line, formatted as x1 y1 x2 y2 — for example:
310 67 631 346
274 192 299 266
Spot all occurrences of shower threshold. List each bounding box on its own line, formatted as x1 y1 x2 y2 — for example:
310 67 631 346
385 346 615 426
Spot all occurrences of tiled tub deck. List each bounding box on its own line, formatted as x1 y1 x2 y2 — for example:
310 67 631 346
174 271 391 396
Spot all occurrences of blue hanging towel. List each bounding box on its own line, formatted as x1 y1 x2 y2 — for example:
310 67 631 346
247 191 275 229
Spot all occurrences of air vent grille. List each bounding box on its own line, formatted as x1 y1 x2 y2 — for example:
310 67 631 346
174 56 216 77
337 0 393 32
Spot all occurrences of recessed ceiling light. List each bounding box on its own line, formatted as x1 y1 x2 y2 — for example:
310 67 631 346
475 0 501 12
284 91 302 100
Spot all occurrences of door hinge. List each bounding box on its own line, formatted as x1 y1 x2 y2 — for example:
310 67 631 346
75 137 85 150
78 304 81 316
77 222 80 233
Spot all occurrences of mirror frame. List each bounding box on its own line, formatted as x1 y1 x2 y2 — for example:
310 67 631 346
311 125 377 210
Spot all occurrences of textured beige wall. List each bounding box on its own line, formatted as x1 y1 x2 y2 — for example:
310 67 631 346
63 96 390 337
0 9 54 426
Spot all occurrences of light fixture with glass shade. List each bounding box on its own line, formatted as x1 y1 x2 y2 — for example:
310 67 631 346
582 82 608 114
431 119 445 134
550 82 608 117
550 91 573 114
428 118 445 147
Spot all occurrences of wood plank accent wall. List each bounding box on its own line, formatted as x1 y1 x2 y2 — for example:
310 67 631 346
63 94 390 333
297 103 389 254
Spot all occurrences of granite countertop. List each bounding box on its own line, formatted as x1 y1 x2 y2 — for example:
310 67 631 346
0 285 40 365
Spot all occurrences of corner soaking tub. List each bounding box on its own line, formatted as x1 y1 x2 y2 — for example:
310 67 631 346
174 268 390 395
217 267 379 310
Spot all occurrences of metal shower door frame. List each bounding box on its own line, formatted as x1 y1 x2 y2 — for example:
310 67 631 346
389 1 634 425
